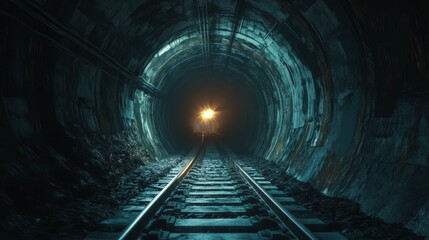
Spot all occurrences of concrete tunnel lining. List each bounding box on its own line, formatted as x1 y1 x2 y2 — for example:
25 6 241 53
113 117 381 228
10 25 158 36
137 6 340 163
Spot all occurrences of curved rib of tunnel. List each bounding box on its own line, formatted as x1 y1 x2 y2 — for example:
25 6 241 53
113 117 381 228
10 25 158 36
1 0 429 238
141 10 332 158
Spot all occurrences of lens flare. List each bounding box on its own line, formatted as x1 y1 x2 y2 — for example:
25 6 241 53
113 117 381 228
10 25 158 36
200 108 215 120
194 106 219 135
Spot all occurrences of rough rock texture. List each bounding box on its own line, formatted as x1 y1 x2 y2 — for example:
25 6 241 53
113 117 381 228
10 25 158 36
241 155 425 240
343 99 429 237
0 126 178 239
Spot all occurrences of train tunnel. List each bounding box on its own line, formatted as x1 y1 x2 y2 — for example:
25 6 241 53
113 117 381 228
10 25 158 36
1 0 428 239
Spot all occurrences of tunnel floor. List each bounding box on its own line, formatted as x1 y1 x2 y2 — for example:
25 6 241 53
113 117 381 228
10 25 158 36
241 155 423 239
87 143 423 239
3 133 422 239
0 128 176 239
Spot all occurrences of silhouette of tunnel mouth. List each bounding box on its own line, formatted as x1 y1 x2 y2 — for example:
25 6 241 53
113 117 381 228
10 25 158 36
136 1 368 162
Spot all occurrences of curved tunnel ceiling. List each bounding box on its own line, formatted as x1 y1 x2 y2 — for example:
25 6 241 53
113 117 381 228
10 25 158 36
135 0 367 166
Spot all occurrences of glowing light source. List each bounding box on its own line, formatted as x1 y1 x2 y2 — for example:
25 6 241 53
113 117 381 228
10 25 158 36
200 108 215 120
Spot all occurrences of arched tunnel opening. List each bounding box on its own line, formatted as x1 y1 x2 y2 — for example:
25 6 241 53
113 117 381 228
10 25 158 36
158 70 262 152
1 0 429 239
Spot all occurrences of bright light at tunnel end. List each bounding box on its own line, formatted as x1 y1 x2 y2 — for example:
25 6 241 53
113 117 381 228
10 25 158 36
200 108 215 120
194 106 220 136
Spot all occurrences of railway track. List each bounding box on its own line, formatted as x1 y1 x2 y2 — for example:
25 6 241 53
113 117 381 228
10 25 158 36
86 141 346 240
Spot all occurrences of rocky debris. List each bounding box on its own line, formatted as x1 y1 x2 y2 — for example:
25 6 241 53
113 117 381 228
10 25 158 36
240 155 425 240
0 126 178 239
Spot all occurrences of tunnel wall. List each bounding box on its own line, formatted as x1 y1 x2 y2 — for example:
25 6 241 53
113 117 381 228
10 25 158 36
0 3 141 142
0 40 135 139
278 0 429 236
0 6 155 233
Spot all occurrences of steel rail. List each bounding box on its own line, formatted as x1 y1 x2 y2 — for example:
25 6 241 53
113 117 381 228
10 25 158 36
230 159 319 240
216 144 318 240
118 144 205 240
